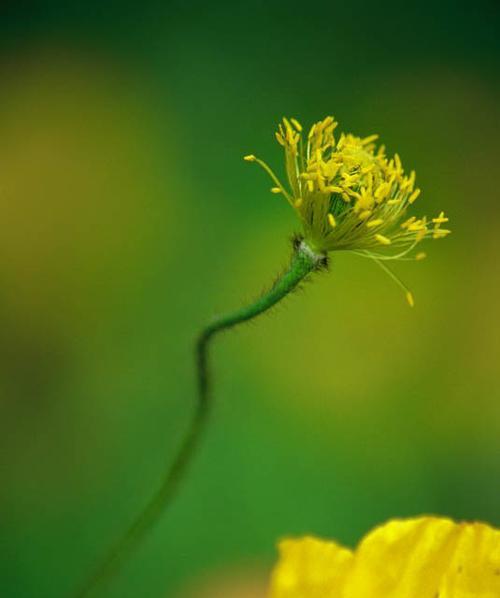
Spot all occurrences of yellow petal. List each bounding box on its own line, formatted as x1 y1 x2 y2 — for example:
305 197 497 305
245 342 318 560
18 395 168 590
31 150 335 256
270 536 353 598
344 517 500 598
441 521 500 596
269 517 500 598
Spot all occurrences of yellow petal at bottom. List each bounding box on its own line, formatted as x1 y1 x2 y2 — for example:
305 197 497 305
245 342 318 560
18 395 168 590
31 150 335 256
269 516 500 598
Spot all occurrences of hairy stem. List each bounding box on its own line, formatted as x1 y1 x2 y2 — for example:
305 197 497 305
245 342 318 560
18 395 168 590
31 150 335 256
75 239 325 597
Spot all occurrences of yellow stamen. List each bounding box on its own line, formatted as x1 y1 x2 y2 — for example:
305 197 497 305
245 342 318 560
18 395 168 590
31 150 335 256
367 219 384 228
409 189 421 204
346 188 361 199
247 156 294 205
401 216 416 229
270 187 282 194
341 172 356 185
375 182 391 202
432 211 449 224
408 222 427 232
361 134 379 145
290 118 302 132
416 252 427 261
408 170 416 189
372 258 415 308
433 229 451 239
359 210 372 220
321 116 335 129
327 213 337 228
294 197 303 208
375 234 392 245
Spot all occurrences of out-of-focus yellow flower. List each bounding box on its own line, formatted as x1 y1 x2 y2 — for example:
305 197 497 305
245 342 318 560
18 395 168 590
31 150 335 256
245 116 450 305
270 516 500 597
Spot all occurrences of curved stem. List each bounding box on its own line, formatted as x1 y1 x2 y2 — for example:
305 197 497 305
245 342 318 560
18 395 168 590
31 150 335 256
75 239 325 597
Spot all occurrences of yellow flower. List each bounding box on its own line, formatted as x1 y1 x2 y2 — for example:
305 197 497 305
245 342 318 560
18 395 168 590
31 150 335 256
245 116 451 305
270 516 500 598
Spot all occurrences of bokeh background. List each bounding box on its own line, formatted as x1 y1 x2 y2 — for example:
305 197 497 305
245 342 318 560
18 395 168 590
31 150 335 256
0 1 499 596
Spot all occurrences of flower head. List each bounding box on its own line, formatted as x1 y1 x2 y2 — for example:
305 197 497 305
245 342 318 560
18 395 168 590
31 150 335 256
270 516 500 597
245 116 450 305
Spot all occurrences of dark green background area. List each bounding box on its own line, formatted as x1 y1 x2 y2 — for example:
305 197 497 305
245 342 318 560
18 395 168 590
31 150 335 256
0 1 499 596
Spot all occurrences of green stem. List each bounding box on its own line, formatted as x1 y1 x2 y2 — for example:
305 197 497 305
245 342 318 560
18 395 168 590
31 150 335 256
75 239 325 597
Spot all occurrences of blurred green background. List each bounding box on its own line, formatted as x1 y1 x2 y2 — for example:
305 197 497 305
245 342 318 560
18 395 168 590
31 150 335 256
0 1 499 596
